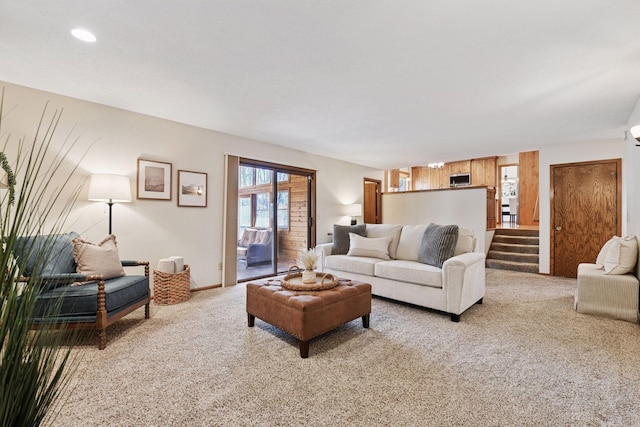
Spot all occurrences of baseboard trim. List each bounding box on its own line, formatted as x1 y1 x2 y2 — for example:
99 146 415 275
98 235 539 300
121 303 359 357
191 284 222 292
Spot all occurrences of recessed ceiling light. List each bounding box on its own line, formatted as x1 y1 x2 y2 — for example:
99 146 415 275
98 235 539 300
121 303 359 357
71 28 96 43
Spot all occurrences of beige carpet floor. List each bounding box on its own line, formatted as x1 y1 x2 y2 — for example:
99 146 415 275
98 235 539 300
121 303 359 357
50 269 640 426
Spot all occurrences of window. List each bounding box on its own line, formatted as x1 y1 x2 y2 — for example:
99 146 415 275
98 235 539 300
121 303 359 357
255 168 271 185
239 166 255 188
277 190 289 229
399 171 411 192
254 193 271 228
277 172 289 182
238 196 252 236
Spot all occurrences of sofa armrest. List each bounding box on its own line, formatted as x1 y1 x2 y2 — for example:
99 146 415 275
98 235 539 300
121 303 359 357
121 260 149 267
121 260 150 277
315 243 333 258
442 252 486 315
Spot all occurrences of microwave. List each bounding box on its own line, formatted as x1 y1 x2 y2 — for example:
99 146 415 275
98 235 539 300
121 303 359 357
450 173 471 187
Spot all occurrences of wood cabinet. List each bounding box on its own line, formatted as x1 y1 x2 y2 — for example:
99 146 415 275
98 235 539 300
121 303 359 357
389 169 400 189
408 157 496 191
471 156 497 187
443 160 471 178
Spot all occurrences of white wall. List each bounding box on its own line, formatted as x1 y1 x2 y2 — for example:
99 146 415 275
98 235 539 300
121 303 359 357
538 139 627 274
381 187 487 251
1 82 380 288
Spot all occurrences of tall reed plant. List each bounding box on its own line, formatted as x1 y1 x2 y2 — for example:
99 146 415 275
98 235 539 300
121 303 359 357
0 87 88 426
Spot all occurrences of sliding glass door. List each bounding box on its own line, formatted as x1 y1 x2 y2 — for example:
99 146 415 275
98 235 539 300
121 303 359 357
236 160 315 282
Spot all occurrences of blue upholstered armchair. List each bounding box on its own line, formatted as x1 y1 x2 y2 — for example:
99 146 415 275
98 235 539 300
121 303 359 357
12 232 150 349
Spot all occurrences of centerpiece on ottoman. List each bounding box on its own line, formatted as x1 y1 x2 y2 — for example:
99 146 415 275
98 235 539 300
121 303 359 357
297 249 319 283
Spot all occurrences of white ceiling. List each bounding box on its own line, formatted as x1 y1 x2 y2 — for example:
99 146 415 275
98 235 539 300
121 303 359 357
2 1 640 170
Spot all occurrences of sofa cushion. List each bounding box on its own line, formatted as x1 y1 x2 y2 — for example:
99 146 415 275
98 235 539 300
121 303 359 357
347 233 392 260
454 226 474 255
595 237 615 268
604 236 638 275
374 260 443 288
332 224 366 255
325 254 381 276
13 232 80 276
239 228 257 247
418 224 459 268
34 275 149 319
365 224 403 259
72 235 125 280
395 225 428 261
255 229 271 244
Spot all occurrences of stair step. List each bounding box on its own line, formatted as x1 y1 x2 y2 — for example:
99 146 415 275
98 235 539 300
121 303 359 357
486 259 539 273
492 235 539 245
493 228 539 237
487 250 539 263
490 242 540 254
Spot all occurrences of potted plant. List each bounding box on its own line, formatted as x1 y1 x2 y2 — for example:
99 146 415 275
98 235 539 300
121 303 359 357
0 88 86 426
297 249 318 284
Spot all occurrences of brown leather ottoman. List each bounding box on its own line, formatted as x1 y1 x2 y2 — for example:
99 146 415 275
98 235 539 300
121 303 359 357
246 279 371 358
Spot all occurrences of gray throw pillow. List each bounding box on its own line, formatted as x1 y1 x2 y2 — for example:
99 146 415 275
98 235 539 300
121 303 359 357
418 224 459 268
332 224 366 255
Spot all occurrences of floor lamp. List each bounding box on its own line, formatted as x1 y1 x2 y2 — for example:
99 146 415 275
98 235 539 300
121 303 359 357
88 174 132 234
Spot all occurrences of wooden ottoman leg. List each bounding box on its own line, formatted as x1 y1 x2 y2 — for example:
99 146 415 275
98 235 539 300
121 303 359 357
248 313 255 327
362 314 370 328
299 340 310 358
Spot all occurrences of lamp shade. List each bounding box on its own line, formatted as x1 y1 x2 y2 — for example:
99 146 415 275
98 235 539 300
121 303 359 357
88 174 131 202
630 125 640 142
344 203 362 217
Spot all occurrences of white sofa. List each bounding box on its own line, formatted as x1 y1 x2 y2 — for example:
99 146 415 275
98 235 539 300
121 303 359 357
316 223 485 321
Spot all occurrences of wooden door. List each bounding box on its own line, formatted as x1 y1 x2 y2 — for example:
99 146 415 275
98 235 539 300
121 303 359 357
364 178 381 224
519 151 539 226
551 159 621 278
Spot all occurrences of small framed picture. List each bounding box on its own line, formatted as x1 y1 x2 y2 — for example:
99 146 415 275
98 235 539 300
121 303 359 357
177 170 207 207
137 159 172 200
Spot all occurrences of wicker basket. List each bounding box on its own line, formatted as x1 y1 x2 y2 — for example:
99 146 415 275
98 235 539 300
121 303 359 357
153 265 191 305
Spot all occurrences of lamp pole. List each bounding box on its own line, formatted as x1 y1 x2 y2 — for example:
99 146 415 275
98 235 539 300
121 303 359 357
108 199 114 234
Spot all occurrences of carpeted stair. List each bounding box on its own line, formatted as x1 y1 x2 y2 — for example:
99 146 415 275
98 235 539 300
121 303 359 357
486 228 539 273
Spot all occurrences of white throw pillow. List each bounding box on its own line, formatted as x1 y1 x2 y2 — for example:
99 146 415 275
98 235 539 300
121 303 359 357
454 226 474 255
604 236 638 275
365 224 403 259
595 237 615 268
395 225 428 261
347 233 392 260
72 234 125 280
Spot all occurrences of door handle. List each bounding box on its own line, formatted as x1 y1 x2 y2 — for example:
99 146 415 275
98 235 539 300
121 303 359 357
555 226 562 231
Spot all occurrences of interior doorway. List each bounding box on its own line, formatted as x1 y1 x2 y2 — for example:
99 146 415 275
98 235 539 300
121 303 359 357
499 164 519 226
363 178 382 224
231 158 316 283
550 159 621 278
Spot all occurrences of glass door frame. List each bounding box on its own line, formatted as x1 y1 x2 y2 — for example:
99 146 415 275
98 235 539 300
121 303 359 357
236 158 316 282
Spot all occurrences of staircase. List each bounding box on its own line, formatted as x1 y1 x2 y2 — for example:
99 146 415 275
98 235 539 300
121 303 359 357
486 228 539 273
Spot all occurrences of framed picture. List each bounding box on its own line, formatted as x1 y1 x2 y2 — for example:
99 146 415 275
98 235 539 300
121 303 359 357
137 159 172 200
178 170 207 207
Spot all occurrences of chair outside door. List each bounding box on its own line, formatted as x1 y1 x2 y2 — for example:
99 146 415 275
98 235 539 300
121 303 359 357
508 197 519 224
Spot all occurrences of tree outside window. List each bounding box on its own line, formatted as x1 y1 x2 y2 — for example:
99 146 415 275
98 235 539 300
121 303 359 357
238 196 251 236
240 166 254 188
255 168 271 185
255 193 271 228
277 190 289 230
